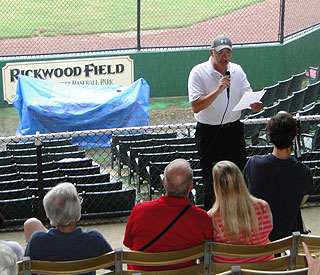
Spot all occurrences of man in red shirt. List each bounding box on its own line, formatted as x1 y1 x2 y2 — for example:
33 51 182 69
123 158 213 271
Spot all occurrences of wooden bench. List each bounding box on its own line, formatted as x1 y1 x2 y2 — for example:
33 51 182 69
17 232 320 275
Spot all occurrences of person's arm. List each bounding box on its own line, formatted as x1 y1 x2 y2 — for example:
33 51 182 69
302 242 320 275
301 194 309 207
301 167 313 207
191 76 230 114
262 200 273 226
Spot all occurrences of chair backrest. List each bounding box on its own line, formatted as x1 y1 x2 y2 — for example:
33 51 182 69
7 148 38 156
18 252 115 275
311 101 320 115
0 196 36 221
120 241 211 275
289 87 308 114
289 70 307 94
300 233 320 253
261 84 278 107
75 180 122 192
298 104 315 133
111 132 178 162
311 124 320 151
19 168 60 180
0 163 18 174
0 155 14 166
24 176 67 188
55 158 92 169
263 102 280 118
129 143 197 171
0 150 9 157
244 122 263 146
16 161 56 172
81 188 136 217
6 141 36 150
0 179 24 191
211 232 302 274
277 77 293 100
299 150 320 161
47 150 86 161
278 94 294 113
67 172 110 184
42 138 73 147
43 144 80 153
17 232 316 275
59 165 100 176
229 266 308 275
304 81 320 107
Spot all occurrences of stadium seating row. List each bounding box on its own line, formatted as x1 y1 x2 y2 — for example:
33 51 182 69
0 138 136 227
250 81 320 119
18 231 317 275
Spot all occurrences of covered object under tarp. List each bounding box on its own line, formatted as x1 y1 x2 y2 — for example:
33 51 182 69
13 75 150 146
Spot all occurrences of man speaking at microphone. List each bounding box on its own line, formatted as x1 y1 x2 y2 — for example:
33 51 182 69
188 35 262 211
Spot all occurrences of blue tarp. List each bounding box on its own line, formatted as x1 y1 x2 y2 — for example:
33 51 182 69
13 75 150 146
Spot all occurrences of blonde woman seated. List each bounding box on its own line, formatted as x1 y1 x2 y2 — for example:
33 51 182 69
207 160 273 263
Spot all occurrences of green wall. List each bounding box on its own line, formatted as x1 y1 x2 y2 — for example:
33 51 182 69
0 28 319 107
132 27 320 97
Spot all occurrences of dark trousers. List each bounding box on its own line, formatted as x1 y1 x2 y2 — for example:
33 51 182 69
195 120 247 211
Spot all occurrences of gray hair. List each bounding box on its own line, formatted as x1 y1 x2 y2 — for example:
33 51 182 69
163 159 193 198
43 182 81 227
0 243 18 275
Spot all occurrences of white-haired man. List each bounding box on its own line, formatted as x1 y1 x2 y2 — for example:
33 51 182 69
24 182 113 275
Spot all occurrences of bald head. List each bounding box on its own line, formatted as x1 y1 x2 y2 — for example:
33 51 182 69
163 159 193 198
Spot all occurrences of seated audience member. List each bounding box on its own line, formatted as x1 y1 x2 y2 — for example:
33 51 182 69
303 242 320 275
243 112 313 241
0 240 23 261
123 158 213 271
0 242 18 275
24 182 113 275
208 160 273 263
0 206 24 261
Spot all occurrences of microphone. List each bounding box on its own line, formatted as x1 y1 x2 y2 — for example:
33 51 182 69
225 71 230 99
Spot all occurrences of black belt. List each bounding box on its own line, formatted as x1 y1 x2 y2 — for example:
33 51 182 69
220 120 239 128
198 120 240 129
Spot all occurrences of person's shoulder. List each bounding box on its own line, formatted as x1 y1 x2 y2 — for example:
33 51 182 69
294 158 311 170
190 59 211 73
82 227 105 238
31 230 49 237
28 230 50 243
229 62 245 72
190 205 211 217
256 198 270 208
290 158 312 175
247 154 268 164
132 199 155 210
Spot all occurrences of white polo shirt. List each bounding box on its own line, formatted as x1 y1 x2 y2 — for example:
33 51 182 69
188 57 252 125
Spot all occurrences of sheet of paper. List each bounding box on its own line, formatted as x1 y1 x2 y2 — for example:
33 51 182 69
232 90 266 111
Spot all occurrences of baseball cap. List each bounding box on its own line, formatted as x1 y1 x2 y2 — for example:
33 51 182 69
211 35 232 52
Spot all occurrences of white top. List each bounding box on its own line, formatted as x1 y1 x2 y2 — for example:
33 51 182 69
188 57 252 125
0 240 24 260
